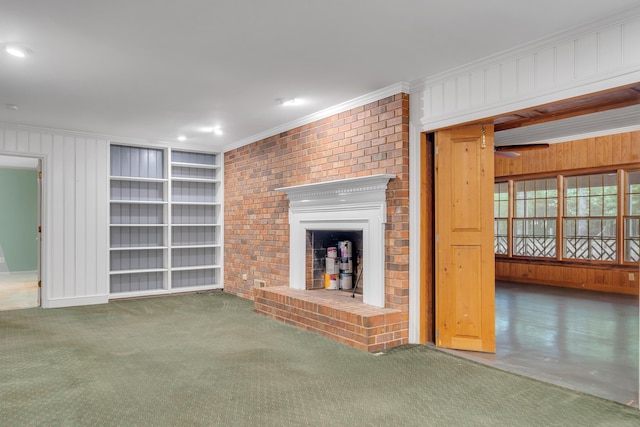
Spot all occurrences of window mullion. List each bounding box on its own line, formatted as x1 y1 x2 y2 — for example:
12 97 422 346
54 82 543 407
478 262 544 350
557 174 564 261
508 179 514 258
617 169 625 265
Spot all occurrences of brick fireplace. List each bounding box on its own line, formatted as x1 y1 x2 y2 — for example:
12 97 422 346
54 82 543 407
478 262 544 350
254 174 407 352
276 174 394 307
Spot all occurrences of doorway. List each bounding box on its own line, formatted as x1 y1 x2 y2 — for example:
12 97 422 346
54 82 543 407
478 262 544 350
420 86 640 404
0 155 41 311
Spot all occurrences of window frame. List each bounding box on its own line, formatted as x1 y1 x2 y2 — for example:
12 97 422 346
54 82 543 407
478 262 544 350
494 167 639 267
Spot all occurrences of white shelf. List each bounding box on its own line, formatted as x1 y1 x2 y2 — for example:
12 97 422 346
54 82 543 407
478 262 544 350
110 200 166 204
171 201 220 206
171 162 220 169
109 268 168 275
172 244 221 249
171 177 221 183
171 223 220 227
110 176 168 182
171 265 221 272
110 246 168 251
110 223 168 227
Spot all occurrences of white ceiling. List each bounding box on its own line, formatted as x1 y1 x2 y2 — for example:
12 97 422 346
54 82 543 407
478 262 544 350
1 0 638 151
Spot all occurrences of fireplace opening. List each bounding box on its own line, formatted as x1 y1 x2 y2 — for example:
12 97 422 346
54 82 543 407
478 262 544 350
306 230 363 294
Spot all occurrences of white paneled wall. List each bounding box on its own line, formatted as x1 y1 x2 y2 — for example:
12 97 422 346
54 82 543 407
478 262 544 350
0 125 109 308
407 8 640 344
412 9 640 131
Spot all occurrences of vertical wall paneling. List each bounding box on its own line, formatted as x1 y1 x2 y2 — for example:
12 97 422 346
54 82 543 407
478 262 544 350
413 11 640 131
598 26 622 72
485 65 501 104
500 60 518 99
556 41 576 85
517 55 536 95
0 125 110 307
63 137 76 298
535 47 556 91
76 139 88 296
470 70 485 107
623 19 640 64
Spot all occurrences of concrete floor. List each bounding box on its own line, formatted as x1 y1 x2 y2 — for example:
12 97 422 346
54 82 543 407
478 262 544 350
446 281 639 407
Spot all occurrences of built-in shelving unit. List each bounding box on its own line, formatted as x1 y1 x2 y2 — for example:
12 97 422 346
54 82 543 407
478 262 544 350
170 150 222 289
109 145 222 297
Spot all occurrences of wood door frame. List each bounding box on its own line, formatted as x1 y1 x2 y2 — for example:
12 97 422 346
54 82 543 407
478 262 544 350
420 133 435 343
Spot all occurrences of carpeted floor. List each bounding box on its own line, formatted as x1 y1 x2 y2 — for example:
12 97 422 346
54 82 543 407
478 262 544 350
1 291 639 426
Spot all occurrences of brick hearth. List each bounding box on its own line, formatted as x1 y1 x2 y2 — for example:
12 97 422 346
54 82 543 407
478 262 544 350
254 286 408 352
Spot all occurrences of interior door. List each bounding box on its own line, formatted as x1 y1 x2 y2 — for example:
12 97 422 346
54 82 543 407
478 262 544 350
435 124 495 352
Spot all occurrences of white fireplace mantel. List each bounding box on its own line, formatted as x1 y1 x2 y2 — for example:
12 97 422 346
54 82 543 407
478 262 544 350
276 174 395 308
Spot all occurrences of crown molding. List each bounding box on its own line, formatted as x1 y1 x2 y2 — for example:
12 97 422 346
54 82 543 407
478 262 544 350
223 82 410 153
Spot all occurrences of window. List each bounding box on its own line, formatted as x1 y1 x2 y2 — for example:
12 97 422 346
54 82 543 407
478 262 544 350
564 173 617 261
625 170 640 262
512 178 557 258
494 168 639 266
494 182 509 255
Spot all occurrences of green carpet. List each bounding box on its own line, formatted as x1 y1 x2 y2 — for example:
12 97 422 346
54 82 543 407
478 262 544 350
1 291 638 426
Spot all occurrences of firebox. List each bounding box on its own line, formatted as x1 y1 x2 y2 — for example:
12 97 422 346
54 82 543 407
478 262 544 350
306 230 363 292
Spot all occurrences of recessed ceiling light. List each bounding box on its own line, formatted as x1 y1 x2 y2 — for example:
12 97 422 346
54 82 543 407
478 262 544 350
213 128 223 136
6 104 18 111
282 98 299 107
177 135 186 141
5 46 27 58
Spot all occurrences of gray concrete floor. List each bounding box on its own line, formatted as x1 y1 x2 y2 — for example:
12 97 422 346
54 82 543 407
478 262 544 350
445 281 639 407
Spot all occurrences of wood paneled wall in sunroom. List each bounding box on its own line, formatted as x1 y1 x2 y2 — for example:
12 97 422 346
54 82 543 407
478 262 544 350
494 130 640 295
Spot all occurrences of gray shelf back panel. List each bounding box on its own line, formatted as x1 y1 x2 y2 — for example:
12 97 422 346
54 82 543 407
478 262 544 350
111 145 164 178
110 271 164 293
172 268 219 288
172 226 217 246
110 203 164 224
172 181 216 203
110 249 164 271
172 151 216 166
172 165 217 180
111 180 164 201
172 247 217 268
171 204 218 225
110 226 164 248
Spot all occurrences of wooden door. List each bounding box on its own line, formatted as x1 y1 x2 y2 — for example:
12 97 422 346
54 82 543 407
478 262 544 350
435 124 495 352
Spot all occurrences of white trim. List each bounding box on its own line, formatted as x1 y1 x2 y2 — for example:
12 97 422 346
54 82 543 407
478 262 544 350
45 294 109 308
408 122 422 344
0 122 218 152
223 82 410 152
415 70 640 133
495 104 640 146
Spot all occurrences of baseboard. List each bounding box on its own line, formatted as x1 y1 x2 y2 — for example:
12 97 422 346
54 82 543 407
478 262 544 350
44 294 109 308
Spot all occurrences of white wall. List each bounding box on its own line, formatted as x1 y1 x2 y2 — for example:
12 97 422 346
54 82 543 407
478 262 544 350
408 7 640 343
0 125 110 308
411 8 640 131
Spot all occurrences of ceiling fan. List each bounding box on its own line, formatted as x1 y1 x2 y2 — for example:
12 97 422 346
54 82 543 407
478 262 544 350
494 143 550 158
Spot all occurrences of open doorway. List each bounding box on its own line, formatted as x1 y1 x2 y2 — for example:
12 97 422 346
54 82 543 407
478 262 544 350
420 85 640 406
0 155 41 311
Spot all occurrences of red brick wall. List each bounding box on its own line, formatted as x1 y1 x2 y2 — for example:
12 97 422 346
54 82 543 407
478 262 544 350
224 93 410 312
